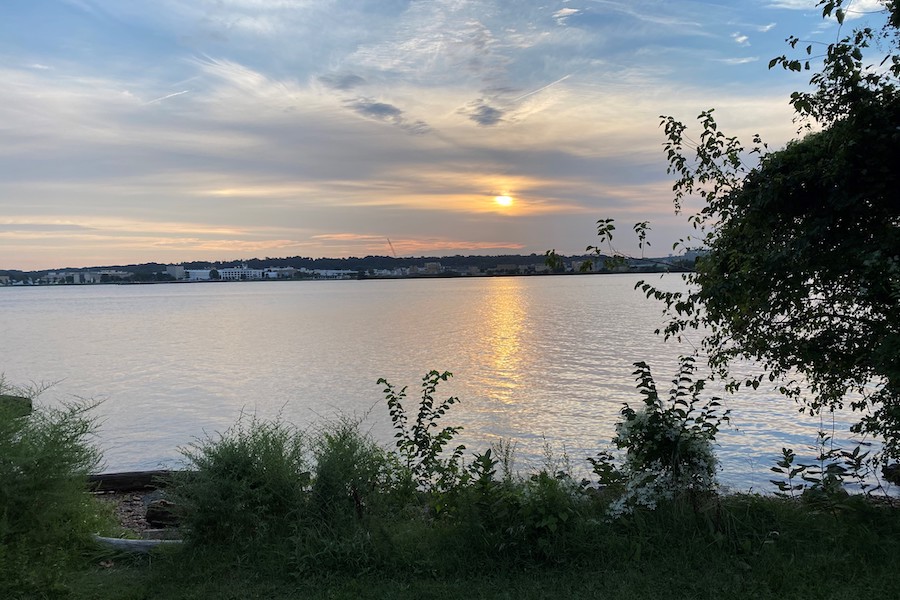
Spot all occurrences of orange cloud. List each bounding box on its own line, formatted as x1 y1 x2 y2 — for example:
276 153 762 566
151 238 309 253
309 233 524 256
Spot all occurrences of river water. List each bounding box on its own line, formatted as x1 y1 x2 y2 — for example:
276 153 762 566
0 274 870 491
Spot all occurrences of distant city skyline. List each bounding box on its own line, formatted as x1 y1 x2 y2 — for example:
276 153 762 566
1 1 891 270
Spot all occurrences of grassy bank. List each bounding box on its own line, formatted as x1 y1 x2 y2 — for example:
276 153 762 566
4 371 899 599
66 493 900 600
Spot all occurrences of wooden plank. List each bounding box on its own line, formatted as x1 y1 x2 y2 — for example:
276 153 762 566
88 470 182 492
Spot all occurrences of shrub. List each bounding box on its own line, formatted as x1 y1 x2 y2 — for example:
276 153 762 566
769 431 885 505
453 444 592 563
172 414 310 552
378 371 466 507
591 357 729 517
0 382 104 595
309 416 395 528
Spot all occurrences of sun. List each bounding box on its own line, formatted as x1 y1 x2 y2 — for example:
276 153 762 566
494 195 513 207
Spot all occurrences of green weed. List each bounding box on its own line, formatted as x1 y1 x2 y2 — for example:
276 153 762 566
171 414 310 556
0 382 106 597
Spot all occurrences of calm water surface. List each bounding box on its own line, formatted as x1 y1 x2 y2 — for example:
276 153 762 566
0 275 866 491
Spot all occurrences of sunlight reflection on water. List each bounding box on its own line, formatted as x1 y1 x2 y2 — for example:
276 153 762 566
0 275 881 492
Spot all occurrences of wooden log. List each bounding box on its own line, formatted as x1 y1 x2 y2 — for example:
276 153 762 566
88 470 179 492
92 534 182 554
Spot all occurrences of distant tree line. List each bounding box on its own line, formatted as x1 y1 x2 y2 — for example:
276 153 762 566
3 252 697 282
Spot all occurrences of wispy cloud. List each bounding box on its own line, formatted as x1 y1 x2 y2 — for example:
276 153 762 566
0 222 96 234
842 0 889 19
311 233 381 242
766 0 885 20
144 90 190 105
553 8 580 24
310 233 526 256
571 1 706 29
765 1 816 8
716 57 760 65
732 32 750 46
511 74 572 102
318 73 366 91
152 238 307 253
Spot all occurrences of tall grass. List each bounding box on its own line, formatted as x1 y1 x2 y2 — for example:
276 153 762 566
171 414 310 555
0 382 105 597
309 416 396 528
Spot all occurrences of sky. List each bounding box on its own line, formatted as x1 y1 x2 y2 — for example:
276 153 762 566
0 0 891 270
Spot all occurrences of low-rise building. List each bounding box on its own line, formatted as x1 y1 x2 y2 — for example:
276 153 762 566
98 270 133 281
264 267 298 279
496 264 521 274
186 269 211 281
218 265 264 280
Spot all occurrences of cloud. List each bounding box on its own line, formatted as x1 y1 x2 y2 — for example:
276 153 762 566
344 97 430 134
144 90 191 105
318 73 367 90
309 233 374 242
0 222 96 234
309 232 526 256
732 32 750 46
553 8 581 24
460 99 505 126
758 22 777 32
842 0 890 19
348 98 402 120
391 238 527 255
0 1 815 269
561 1 705 30
151 238 307 253
346 4 518 88
764 1 816 8
511 74 572 102
716 57 760 65
766 0 884 19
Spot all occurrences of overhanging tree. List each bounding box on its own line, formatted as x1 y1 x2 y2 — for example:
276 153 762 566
613 0 900 460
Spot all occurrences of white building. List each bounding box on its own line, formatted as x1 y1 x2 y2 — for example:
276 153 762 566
218 265 264 280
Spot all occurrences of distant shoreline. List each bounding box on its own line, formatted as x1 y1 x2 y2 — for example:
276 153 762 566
1 267 694 288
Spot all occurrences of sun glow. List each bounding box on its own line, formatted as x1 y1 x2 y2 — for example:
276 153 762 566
494 195 513 207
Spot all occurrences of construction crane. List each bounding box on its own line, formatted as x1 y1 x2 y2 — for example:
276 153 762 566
386 238 397 258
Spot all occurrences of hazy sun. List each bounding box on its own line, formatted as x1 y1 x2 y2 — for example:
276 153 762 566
494 195 513 207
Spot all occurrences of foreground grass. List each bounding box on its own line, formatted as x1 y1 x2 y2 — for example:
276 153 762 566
59 494 900 600
6 379 898 599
